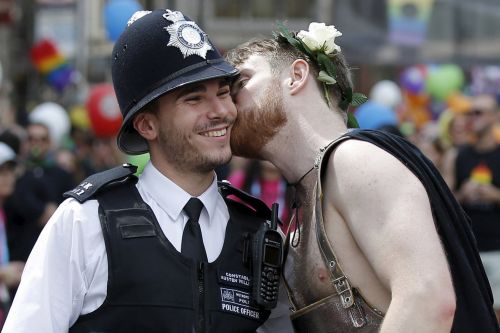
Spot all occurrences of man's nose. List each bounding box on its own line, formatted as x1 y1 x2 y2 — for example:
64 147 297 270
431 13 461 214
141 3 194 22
206 97 233 119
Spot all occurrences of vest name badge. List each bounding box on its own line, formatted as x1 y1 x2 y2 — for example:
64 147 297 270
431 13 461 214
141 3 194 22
220 287 261 320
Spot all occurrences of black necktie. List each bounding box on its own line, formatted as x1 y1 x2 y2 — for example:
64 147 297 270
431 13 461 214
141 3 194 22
181 198 207 262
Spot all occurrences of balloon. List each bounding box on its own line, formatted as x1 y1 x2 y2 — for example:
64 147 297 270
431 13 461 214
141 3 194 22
425 64 465 101
104 0 143 42
470 65 500 96
369 80 402 109
29 102 71 147
86 83 122 138
69 106 91 130
355 101 398 130
405 91 429 108
446 93 471 114
128 153 150 175
400 66 426 94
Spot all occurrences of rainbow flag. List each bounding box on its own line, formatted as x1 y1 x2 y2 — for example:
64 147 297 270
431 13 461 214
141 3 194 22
388 0 435 46
30 39 74 93
470 163 492 185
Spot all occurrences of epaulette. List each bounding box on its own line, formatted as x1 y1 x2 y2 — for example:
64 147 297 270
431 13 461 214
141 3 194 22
217 180 272 220
63 164 138 203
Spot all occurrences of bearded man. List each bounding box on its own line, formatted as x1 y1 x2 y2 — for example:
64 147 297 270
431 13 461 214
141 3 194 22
226 22 499 332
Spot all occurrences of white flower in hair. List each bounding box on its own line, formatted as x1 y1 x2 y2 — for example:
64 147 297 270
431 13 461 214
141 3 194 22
297 22 342 54
276 21 367 127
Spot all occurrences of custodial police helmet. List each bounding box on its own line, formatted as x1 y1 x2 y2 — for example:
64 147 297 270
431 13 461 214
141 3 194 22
112 9 239 155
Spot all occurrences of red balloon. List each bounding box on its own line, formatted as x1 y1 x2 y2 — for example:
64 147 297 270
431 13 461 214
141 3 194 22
86 83 122 137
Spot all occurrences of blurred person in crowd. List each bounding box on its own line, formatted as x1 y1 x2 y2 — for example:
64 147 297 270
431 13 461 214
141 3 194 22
451 94 500 322
226 22 499 332
0 128 23 158
414 122 446 172
0 142 24 329
448 110 473 148
3 9 292 333
55 148 78 178
90 137 126 172
68 127 97 180
228 159 293 232
438 98 474 189
4 122 75 263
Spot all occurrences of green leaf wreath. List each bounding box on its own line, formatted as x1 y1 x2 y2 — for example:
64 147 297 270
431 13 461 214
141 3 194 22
275 21 367 128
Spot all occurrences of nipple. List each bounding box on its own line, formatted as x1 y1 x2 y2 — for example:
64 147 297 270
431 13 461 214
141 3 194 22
318 268 328 282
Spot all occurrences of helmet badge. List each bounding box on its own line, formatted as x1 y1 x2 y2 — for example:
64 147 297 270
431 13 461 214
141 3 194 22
162 9 213 59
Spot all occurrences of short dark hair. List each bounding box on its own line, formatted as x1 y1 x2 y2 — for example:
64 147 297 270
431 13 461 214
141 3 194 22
225 36 353 121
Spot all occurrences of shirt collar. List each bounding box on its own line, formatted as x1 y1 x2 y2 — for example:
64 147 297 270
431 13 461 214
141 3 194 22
139 162 220 224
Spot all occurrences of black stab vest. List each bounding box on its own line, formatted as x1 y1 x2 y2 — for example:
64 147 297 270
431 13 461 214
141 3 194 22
68 177 271 333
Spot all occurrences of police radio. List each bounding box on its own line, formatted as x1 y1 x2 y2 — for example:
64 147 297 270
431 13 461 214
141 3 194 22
250 203 283 310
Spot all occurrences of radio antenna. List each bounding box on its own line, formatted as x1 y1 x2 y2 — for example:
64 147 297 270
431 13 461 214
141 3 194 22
271 203 279 230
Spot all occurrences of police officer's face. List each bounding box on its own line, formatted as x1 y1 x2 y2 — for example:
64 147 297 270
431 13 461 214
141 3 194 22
230 54 287 159
152 78 236 173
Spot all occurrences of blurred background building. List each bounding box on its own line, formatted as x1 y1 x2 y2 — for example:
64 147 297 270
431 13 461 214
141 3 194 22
1 0 500 108
0 0 499 154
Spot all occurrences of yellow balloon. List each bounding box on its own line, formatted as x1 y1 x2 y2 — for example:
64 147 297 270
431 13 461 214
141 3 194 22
69 106 91 129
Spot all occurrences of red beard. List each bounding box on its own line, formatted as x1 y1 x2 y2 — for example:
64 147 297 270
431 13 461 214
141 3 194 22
231 85 287 158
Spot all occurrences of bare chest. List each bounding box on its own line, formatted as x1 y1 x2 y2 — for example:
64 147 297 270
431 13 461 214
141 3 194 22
284 199 389 313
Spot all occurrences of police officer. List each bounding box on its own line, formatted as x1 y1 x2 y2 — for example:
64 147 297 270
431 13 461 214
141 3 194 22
3 9 292 333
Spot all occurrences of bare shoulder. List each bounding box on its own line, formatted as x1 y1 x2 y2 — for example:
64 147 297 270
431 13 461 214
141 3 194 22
324 138 429 217
327 138 420 188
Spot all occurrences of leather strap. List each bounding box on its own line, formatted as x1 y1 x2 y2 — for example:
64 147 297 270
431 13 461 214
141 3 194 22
314 135 367 327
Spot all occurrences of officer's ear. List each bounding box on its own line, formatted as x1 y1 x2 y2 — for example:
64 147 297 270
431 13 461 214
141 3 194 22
133 111 158 141
287 59 310 96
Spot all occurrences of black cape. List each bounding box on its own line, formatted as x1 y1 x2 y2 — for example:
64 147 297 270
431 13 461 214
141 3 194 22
343 129 499 332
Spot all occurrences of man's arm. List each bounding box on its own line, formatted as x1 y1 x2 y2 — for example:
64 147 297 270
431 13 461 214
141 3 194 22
2 199 90 333
327 140 456 333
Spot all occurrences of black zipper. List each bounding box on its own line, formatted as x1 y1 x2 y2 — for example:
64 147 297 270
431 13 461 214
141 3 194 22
197 261 206 333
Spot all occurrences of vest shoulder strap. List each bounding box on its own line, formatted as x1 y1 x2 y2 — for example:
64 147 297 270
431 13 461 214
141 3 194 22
217 180 273 222
63 164 138 203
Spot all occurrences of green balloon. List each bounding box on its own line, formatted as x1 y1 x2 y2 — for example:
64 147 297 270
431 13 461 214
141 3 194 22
425 64 465 100
127 153 150 175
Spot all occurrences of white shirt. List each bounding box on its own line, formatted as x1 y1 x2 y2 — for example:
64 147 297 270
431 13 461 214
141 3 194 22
2 162 292 332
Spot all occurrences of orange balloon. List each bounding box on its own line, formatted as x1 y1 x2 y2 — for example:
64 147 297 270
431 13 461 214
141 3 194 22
446 93 471 114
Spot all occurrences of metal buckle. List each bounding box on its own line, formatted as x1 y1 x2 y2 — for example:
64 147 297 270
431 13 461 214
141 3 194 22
349 302 367 328
332 276 354 308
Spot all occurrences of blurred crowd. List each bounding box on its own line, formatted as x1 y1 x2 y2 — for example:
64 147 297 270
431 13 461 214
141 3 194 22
0 62 499 327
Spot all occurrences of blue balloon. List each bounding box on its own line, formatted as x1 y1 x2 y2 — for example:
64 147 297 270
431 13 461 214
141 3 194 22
104 0 143 42
355 101 398 130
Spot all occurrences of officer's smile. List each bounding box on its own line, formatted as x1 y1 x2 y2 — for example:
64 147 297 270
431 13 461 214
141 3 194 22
199 127 228 138
200 128 227 137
